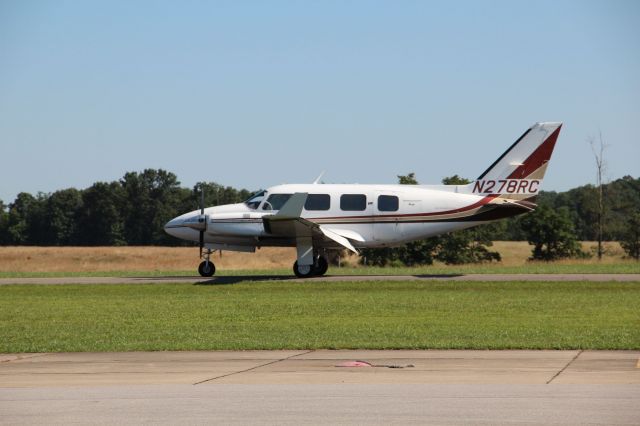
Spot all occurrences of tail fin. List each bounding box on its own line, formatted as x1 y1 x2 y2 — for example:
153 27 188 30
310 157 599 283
469 122 562 200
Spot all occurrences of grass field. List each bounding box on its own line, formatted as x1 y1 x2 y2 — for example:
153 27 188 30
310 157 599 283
0 242 637 277
1 280 638 352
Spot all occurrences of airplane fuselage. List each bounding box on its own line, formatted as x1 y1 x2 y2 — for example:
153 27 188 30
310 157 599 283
164 122 562 277
165 183 527 251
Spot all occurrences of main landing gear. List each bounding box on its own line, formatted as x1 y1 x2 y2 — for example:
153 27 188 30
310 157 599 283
293 255 328 278
198 248 215 277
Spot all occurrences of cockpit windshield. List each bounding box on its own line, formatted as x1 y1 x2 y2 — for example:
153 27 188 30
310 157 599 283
262 194 293 211
244 190 266 210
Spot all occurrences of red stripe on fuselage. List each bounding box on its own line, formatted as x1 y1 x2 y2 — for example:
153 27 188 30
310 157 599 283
307 194 498 221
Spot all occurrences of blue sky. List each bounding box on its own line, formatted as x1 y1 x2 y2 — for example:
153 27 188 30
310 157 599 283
1 0 638 203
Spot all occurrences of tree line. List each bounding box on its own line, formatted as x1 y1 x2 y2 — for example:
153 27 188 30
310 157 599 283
0 169 638 260
0 169 251 246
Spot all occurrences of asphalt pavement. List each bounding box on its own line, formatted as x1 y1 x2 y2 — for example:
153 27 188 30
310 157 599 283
1 350 639 425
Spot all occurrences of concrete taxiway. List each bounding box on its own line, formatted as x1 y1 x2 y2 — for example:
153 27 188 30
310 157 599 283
1 273 639 285
1 350 639 424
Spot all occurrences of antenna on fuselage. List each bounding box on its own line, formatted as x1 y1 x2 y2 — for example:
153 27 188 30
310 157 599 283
312 171 325 184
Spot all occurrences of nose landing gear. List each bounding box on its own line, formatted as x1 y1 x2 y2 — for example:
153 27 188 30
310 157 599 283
198 248 216 277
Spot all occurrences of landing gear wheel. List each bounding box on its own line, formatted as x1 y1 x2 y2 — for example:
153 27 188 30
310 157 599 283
312 256 328 276
293 261 314 278
198 261 215 277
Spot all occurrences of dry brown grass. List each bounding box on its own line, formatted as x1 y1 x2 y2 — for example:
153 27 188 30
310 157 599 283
0 246 297 273
487 241 627 267
0 241 628 273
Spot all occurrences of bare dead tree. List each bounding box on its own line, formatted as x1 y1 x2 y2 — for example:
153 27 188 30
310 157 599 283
589 131 607 260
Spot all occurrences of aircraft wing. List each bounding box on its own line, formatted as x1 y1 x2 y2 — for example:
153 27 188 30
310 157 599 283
262 193 361 253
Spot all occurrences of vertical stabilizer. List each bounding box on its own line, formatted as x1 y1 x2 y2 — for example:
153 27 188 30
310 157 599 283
477 122 562 181
467 122 562 200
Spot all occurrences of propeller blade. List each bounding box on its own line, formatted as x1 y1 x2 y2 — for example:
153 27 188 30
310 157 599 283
199 185 205 257
200 187 204 215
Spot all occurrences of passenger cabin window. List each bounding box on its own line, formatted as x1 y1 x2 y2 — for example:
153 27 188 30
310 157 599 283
304 194 330 211
262 194 292 210
378 195 399 212
340 194 366 211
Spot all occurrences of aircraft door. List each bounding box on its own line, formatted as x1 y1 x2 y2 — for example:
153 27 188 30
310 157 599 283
373 191 404 245
398 197 424 242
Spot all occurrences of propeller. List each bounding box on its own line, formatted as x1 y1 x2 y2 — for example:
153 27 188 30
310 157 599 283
199 187 206 258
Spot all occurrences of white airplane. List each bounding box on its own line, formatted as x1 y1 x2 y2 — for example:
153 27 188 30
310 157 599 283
165 122 562 277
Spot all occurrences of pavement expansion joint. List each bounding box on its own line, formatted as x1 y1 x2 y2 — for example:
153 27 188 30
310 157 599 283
0 353 51 364
546 349 583 384
192 350 315 385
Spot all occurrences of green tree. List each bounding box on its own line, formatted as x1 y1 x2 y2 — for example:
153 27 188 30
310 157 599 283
536 176 640 241
41 189 83 245
436 226 501 264
360 240 439 267
0 200 8 244
121 169 185 245
548 186 599 240
189 182 253 210
360 247 401 267
603 176 640 240
397 173 418 185
520 205 585 260
77 182 126 246
620 212 640 260
441 174 469 185
6 192 42 245
398 239 439 266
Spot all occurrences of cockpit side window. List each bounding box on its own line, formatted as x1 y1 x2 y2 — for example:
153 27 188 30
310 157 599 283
262 194 293 210
244 190 266 210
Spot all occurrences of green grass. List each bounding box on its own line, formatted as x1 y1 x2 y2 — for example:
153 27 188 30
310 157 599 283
0 262 638 278
328 263 640 275
1 280 638 352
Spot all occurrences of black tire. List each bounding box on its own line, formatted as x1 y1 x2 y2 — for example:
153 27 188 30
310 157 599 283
293 261 314 278
313 256 329 276
198 261 215 277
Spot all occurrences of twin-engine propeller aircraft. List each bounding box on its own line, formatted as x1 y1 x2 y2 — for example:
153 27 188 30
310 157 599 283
165 122 562 277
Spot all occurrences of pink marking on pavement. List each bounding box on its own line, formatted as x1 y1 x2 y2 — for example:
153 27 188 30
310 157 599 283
336 360 373 367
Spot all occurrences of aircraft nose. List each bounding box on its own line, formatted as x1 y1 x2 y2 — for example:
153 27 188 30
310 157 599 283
164 217 182 237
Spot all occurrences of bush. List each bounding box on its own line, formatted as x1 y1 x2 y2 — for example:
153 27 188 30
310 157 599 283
620 213 640 260
520 205 586 261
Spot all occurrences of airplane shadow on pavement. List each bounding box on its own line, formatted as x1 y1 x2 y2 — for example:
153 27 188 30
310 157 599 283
194 275 298 285
193 274 464 285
